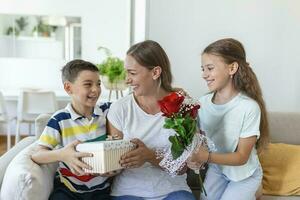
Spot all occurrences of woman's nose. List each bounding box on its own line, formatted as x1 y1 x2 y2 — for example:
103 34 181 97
126 76 131 84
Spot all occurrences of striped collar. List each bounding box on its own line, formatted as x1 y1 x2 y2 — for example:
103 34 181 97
65 103 103 120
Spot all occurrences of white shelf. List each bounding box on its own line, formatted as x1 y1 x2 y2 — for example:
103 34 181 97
0 35 63 59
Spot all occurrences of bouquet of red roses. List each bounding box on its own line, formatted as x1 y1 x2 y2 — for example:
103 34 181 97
158 91 200 159
157 92 215 196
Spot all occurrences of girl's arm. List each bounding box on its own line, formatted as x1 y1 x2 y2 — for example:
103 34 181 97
191 136 257 166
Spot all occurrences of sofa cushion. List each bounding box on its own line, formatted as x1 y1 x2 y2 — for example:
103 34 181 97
268 112 300 144
261 195 300 200
0 142 58 200
259 143 300 196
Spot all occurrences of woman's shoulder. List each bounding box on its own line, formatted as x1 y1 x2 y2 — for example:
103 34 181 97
110 94 133 109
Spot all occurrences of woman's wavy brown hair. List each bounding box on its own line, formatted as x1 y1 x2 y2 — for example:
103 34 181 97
127 40 173 92
203 38 269 153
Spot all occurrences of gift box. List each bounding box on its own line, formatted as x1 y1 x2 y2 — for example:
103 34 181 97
76 140 135 173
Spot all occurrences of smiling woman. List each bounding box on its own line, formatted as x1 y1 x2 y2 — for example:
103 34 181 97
107 40 196 200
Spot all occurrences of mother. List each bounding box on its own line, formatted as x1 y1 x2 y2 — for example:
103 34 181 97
107 40 195 200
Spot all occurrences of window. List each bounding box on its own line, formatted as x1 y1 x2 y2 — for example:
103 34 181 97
0 14 81 60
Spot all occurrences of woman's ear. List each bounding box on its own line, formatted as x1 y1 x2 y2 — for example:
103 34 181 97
64 81 72 95
229 62 239 76
152 66 162 80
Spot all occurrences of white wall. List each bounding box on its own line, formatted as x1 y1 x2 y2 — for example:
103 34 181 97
0 0 131 135
146 0 300 112
0 0 131 97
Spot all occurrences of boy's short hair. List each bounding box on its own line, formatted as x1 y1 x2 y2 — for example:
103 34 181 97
61 59 99 83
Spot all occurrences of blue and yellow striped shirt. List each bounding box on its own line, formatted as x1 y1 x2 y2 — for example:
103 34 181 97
38 102 111 193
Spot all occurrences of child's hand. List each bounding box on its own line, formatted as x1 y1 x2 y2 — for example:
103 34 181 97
106 134 123 140
98 169 122 177
186 159 203 171
187 146 209 170
59 140 93 175
176 163 188 175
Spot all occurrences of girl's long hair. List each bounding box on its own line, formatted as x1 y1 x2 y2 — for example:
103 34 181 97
203 38 269 153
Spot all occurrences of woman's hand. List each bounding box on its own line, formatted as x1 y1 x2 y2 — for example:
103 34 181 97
120 138 155 168
58 140 93 175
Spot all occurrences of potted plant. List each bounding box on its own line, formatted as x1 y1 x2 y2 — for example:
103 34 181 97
32 19 54 37
15 17 28 35
97 46 127 91
6 17 28 36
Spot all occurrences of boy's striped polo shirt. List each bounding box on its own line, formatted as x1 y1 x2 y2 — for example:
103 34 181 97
38 102 111 193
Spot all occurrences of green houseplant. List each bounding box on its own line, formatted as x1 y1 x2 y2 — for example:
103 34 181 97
97 46 127 90
32 19 55 37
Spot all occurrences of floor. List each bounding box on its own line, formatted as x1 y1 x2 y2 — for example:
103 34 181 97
0 135 26 156
0 135 7 156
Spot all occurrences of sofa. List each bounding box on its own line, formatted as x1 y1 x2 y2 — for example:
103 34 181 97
0 112 299 200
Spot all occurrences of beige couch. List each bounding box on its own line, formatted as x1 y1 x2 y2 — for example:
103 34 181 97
259 112 300 200
0 112 299 199
188 112 300 200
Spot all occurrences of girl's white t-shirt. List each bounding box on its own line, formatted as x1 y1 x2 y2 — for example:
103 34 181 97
198 93 261 181
107 94 191 198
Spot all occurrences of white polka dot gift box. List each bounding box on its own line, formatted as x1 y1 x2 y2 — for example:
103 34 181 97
76 140 136 173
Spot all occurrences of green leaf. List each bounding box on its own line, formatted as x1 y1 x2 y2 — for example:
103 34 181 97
163 114 199 159
96 48 126 83
174 124 186 135
164 118 175 129
169 136 184 159
174 117 184 125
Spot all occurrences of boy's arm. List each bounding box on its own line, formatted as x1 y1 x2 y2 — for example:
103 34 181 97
31 140 93 175
31 145 61 164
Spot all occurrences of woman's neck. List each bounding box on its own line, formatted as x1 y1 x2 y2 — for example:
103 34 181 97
134 89 169 115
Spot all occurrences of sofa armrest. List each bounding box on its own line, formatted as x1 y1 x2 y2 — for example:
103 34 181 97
35 113 51 139
0 142 58 200
0 136 36 188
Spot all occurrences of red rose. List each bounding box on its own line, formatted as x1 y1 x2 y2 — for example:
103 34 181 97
158 92 184 117
189 104 200 118
181 104 200 119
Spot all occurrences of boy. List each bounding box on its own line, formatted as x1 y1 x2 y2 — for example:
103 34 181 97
31 59 111 200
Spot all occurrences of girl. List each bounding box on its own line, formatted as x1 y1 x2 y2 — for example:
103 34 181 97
188 38 269 200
